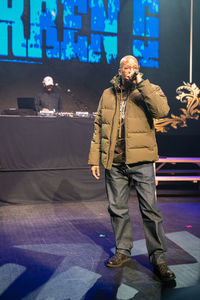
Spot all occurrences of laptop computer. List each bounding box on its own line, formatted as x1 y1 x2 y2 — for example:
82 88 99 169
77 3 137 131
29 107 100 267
17 97 36 110
17 97 36 115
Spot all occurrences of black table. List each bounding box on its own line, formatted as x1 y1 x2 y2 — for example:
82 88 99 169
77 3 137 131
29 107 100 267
0 116 105 205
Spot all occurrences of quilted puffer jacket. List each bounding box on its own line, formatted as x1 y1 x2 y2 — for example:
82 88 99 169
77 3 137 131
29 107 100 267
88 75 170 170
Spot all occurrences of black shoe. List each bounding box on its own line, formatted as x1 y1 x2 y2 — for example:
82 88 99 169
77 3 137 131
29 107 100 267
153 263 176 282
106 252 131 268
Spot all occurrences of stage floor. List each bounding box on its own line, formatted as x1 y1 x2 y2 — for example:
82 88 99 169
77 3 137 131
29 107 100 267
0 190 200 300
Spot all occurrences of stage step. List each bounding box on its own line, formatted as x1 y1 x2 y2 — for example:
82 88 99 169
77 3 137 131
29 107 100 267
157 157 200 163
157 169 200 174
155 176 200 183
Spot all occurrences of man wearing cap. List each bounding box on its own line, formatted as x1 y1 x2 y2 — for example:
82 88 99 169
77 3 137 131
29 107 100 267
88 55 176 282
35 76 62 113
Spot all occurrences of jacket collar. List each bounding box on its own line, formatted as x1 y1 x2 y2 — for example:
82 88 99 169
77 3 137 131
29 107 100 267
110 74 121 92
110 74 137 93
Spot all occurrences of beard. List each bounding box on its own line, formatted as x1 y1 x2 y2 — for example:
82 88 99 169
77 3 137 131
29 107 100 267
121 77 135 89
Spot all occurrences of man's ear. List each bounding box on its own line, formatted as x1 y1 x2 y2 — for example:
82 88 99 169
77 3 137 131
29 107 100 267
118 68 121 76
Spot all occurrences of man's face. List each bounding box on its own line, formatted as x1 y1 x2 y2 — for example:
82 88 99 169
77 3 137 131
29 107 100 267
44 84 53 92
118 57 139 83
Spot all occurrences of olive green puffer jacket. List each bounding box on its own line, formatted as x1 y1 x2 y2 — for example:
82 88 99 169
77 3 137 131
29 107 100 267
88 75 170 170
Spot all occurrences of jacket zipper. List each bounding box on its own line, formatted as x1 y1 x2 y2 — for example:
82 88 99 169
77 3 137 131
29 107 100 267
106 91 119 169
125 98 128 165
123 90 130 165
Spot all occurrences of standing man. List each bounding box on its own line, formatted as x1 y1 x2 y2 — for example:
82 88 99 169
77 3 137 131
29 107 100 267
35 76 62 113
88 55 175 282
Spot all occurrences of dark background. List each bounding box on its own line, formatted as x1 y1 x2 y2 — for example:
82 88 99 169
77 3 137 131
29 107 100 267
0 0 200 156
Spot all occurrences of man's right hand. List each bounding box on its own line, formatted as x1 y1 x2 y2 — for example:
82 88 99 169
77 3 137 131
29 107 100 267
91 166 100 180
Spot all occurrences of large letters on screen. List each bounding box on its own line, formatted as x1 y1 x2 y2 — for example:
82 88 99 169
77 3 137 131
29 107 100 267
0 0 159 67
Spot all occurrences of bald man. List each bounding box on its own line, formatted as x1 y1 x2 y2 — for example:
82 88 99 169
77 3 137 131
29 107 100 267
88 55 175 282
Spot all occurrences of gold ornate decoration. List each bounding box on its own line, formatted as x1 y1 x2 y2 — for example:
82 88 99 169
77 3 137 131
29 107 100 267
154 82 200 133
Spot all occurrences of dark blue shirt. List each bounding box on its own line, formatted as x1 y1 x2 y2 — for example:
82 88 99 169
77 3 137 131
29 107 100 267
35 88 62 112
